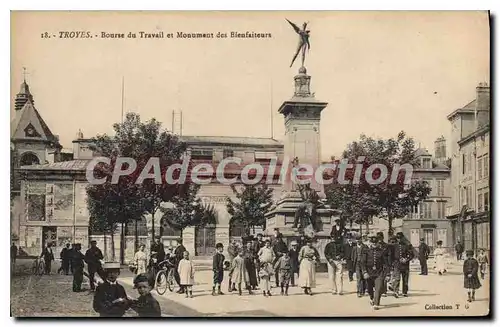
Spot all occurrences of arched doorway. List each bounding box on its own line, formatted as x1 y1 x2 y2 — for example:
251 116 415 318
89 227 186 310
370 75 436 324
20 152 40 166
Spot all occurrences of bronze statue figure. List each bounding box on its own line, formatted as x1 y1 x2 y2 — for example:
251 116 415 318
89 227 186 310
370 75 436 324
286 19 311 68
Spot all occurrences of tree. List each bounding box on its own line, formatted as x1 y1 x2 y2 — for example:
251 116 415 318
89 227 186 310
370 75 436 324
326 131 431 237
226 183 274 235
159 183 218 231
87 112 192 262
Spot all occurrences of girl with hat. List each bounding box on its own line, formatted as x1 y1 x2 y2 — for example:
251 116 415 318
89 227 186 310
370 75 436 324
133 244 148 275
433 240 447 275
463 250 481 302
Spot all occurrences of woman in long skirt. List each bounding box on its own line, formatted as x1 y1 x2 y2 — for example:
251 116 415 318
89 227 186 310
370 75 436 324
133 244 148 275
298 238 320 295
433 240 448 275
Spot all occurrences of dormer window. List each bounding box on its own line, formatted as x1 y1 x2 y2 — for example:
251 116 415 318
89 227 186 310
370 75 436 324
421 157 431 169
24 123 41 138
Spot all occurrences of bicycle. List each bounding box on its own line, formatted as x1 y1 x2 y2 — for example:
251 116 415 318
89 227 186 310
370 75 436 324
155 259 177 295
32 257 45 276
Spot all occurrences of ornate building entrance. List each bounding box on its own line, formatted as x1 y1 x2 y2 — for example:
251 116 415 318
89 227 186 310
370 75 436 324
195 225 216 256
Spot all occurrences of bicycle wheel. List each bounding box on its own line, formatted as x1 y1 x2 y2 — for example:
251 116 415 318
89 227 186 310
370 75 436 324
155 270 168 295
37 261 45 275
167 269 176 292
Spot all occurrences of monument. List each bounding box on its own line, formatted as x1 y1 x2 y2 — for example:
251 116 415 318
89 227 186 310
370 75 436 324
265 20 339 251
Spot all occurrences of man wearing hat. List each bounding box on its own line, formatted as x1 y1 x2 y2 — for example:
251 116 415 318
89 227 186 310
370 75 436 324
351 235 368 297
289 240 300 286
376 232 392 296
361 235 389 310
173 239 186 294
85 240 105 291
392 232 414 297
418 238 430 275
324 232 346 295
93 262 130 317
71 243 85 292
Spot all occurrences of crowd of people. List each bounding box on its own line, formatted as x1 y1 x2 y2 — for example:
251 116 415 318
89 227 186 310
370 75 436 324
9 226 489 316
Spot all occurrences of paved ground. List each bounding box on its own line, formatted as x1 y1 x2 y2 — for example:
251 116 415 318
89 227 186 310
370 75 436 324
11 258 490 317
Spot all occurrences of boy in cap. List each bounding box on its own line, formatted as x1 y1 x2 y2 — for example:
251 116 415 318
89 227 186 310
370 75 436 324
93 262 129 317
392 232 414 297
129 273 161 317
351 235 368 297
212 243 225 296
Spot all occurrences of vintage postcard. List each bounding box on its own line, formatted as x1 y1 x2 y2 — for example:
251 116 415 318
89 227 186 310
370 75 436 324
10 11 490 317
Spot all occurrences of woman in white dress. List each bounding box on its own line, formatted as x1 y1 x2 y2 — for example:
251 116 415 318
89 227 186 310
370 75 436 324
433 240 447 275
133 244 148 275
298 237 320 295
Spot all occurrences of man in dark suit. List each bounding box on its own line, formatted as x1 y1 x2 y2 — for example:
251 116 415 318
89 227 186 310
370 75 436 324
351 236 368 297
392 232 414 297
40 242 55 275
58 243 71 275
344 238 355 282
361 235 390 310
288 240 300 286
85 240 105 290
71 243 85 292
173 239 186 294
377 232 392 296
418 238 430 275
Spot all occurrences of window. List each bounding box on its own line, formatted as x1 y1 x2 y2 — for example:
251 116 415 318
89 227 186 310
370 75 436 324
484 191 489 211
478 193 484 212
467 186 473 207
422 202 432 219
222 149 234 159
478 157 483 179
462 154 466 174
461 188 467 206
422 158 431 169
437 202 445 218
437 180 445 196
191 148 213 161
484 155 489 178
423 229 434 247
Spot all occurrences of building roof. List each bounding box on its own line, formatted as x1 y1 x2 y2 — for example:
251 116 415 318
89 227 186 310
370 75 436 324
446 99 476 121
11 100 60 145
179 135 283 147
20 159 90 171
414 148 431 157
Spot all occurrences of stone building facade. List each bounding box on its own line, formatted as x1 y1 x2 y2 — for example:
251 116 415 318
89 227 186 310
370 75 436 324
446 83 490 255
401 147 452 253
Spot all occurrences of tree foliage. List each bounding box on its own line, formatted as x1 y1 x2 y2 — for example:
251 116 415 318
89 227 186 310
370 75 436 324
325 131 432 236
86 112 200 241
159 183 218 230
226 183 274 232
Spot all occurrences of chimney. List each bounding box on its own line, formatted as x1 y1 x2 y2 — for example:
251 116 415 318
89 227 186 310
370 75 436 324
475 82 490 129
434 136 446 165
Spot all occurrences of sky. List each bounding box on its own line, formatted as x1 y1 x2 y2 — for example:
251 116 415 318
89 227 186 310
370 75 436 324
10 11 490 159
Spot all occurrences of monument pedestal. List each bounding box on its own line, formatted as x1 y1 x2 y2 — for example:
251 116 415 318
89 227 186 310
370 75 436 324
264 66 337 263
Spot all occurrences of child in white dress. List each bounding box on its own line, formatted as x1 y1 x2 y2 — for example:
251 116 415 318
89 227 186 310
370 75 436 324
177 251 195 298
